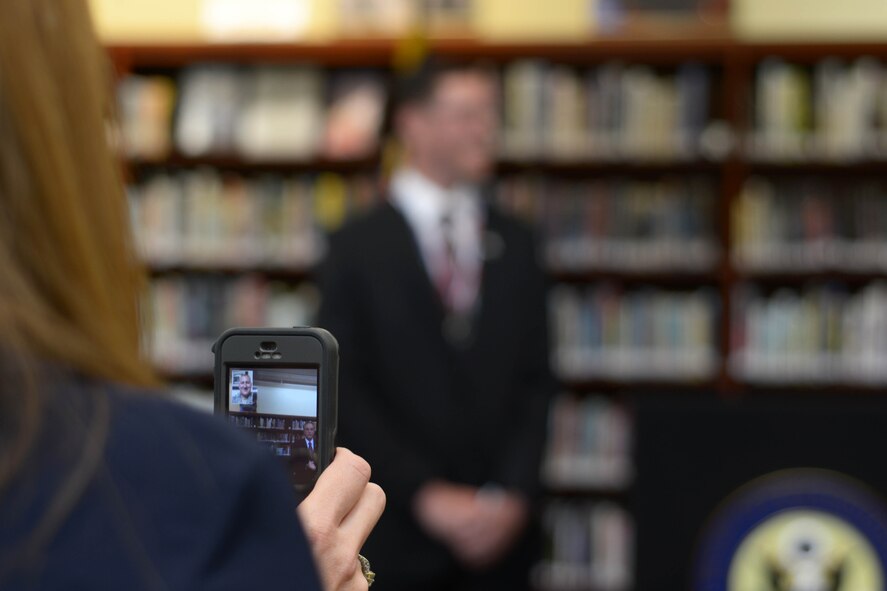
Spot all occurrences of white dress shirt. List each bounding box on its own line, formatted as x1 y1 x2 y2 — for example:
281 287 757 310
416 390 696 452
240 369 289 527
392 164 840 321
390 168 484 313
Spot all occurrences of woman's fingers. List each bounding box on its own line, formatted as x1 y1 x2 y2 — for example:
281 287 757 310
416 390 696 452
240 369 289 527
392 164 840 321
340 482 386 553
308 448 372 525
348 568 370 591
297 449 385 591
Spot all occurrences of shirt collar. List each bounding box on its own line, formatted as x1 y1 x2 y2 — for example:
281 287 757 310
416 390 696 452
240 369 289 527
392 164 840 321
390 168 481 230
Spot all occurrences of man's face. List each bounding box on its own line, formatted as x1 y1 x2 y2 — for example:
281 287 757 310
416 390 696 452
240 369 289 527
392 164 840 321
403 71 498 185
239 375 251 396
304 422 316 439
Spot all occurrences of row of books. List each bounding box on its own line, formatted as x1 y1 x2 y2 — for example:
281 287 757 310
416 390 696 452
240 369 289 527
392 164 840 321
533 502 633 591
269 445 293 457
149 275 318 374
733 177 887 272
502 61 716 161
121 61 718 164
119 68 387 160
229 415 310 430
132 170 887 278
550 285 719 381
498 175 719 272
121 57 887 165
129 171 374 268
132 171 723 274
230 415 288 430
543 395 632 490
730 282 887 384
256 432 298 443
752 58 887 162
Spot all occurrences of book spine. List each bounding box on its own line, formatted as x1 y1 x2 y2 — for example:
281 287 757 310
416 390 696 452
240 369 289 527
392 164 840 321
533 501 633 591
730 282 887 384
732 177 887 272
550 285 719 381
497 176 718 272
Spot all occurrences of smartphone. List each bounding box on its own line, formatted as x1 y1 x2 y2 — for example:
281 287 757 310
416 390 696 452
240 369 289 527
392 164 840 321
213 327 338 495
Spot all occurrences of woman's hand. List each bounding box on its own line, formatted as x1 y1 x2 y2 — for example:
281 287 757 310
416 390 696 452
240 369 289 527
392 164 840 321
298 448 386 591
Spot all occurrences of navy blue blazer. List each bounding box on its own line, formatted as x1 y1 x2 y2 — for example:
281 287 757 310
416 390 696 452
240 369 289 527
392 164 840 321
0 375 321 591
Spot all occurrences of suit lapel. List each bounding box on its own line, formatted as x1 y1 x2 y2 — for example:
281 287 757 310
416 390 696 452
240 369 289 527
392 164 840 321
378 195 511 351
377 200 448 325
471 204 511 351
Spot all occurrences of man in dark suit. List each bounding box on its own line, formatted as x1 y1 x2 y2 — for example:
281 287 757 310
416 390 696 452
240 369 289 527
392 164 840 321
292 420 318 486
319 58 553 591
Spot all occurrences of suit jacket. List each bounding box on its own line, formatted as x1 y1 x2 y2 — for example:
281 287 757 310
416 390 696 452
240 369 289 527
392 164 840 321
1 376 320 591
318 197 554 586
291 437 317 486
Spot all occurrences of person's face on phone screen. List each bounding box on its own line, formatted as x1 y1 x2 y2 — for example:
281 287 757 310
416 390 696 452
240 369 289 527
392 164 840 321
239 374 252 397
304 422 316 440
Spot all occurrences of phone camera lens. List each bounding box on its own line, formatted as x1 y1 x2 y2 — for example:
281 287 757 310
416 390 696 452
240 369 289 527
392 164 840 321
254 351 260 359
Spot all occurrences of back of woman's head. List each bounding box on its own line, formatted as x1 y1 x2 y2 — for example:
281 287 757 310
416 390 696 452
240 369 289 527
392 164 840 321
0 0 156 487
0 0 154 383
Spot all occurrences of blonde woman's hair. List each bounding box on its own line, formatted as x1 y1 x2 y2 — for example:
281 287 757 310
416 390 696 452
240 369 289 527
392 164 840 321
0 0 158 546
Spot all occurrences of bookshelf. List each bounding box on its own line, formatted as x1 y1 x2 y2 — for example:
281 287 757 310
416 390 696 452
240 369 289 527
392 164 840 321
228 411 316 490
128 153 379 173
110 36 887 591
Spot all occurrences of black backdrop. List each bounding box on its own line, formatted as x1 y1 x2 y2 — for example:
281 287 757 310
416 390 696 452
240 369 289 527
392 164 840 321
632 393 887 590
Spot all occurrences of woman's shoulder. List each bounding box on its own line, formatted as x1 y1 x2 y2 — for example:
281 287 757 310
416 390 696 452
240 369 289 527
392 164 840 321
7 377 321 591
97 382 296 526
104 384 258 473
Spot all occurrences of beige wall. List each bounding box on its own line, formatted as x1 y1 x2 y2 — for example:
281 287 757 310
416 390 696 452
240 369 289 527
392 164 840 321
88 0 337 42
473 0 594 40
733 0 887 40
90 0 887 45
88 0 595 43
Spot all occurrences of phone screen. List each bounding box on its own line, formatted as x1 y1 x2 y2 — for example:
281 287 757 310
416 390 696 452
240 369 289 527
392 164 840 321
226 366 319 489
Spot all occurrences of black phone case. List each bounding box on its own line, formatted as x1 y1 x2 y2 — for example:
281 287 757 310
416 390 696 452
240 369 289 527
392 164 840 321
212 327 339 489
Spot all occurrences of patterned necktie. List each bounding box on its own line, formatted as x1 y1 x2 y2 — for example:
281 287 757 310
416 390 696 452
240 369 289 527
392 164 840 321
435 213 458 312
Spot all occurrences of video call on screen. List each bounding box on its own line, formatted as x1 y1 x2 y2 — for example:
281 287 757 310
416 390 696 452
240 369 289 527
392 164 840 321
228 367 319 488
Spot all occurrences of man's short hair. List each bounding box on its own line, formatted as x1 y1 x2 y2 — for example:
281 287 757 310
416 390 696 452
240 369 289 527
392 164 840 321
391 56 496 112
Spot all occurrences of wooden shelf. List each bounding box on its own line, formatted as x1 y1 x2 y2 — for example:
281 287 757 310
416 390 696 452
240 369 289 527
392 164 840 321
742 41 887 61
496 158 722 176
745 160 887 175
544 485 629 499
107 38 887 72
561 378 719 393
550 269 720 287
147 265 722 286
734 270 887 287
147 264 313 281
127 153 379 174
128 154 723 175
735 382 887 395
108 37 737 69
109 39 399 68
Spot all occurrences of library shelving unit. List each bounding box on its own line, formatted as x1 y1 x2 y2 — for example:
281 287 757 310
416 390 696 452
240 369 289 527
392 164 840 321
228 410 310 455
109 35 887 591
228 412 316 484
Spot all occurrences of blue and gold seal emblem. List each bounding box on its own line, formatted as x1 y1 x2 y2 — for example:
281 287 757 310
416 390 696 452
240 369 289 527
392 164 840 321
694 469 887 591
